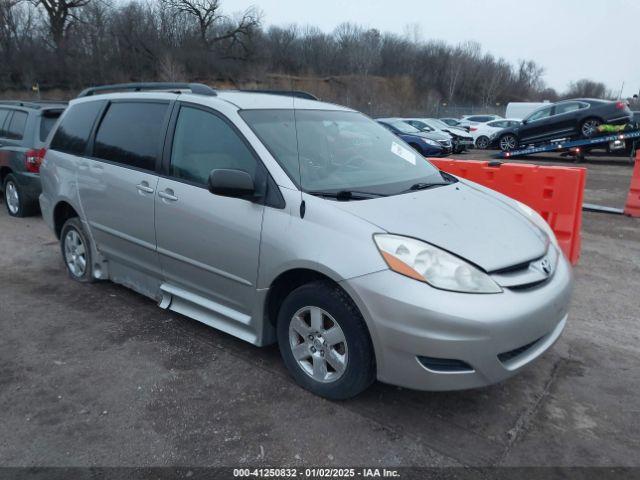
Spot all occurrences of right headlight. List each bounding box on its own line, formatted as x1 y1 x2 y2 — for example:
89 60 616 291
374 234 502 294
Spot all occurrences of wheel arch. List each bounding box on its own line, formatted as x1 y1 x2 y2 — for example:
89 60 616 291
53 200 80 239
0 166 12 186
264 268 342 329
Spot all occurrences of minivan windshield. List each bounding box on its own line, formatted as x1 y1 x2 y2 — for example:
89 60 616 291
240 109 448 196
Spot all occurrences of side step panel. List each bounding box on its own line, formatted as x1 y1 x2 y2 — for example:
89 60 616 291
158 283 259 345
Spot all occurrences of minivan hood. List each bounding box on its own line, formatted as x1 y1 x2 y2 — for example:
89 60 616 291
335 182 547 272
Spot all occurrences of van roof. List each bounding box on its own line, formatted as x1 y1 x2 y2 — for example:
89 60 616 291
71 90 352 112
74 82 351 112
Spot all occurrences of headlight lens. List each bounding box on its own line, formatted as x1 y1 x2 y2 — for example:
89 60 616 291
373 234 502 293
514 201 559 247
423 138 440 147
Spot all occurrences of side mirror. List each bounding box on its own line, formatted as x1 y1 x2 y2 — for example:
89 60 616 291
522 119 528 125
208 169 257 201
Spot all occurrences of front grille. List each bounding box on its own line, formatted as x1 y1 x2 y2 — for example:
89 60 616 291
417 356 474 373
498 337 543 364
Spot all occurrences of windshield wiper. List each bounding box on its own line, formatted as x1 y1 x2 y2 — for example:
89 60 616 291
398 180 455 195
408 182 451 191
308 190 388 201
402 172 459 193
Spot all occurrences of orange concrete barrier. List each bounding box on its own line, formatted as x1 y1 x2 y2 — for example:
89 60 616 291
624 152 640 218
430 159 587 265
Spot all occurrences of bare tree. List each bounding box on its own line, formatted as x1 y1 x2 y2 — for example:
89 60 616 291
565 79 611 99
0 0 22 57
0 0 594 111
161 0 259 54
30 0 91 50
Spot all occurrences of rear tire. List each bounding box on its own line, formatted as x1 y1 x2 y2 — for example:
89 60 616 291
3 174 37 217
475 136 490 149
499 134 518 152
60 217 95 283
277 281 376 400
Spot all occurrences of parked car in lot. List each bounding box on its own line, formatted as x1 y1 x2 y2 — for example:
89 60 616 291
497 99 633 152
403 118 474 153
376 118 450 156
439 117 462 127
458 114 503 130
471 118 522 149
0 101 66 216
40 83 573 399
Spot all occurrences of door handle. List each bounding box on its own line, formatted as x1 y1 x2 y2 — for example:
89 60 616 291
136 182 155 194
158 189 178 202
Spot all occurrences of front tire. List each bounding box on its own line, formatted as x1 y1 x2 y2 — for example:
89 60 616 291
277 281 376 400
60 217 94 283
3 174 37 217
499 134 518 152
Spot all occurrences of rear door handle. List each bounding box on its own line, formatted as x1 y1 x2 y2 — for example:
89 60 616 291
136 182 155 194
158 189 178 202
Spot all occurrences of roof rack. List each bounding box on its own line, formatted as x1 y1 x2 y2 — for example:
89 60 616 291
0 100 68 109
77 82 217 98
239 89 318 101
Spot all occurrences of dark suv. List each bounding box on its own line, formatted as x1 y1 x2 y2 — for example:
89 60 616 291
497 99 633 151
0 101 66 216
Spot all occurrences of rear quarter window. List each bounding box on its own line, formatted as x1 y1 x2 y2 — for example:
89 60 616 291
0 109 10 137
93 102 169 171
7 111 28 140
51 101 105 155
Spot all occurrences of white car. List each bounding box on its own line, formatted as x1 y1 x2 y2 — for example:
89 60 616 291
471 119 522 149
457 114 503 130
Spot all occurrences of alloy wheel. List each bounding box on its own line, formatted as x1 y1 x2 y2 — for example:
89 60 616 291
64 229 87 278
500 135 517 151
476 136 489 149
5 181 19 215
288 306 348 383
581 119 600 137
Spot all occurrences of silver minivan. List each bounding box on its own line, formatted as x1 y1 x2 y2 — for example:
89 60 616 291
39 83 573 399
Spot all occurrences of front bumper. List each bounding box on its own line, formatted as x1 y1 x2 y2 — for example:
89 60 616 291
342 253 573 391
453 137 475 150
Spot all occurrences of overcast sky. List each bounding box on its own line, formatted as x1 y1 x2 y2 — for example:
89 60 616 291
219 0 640 98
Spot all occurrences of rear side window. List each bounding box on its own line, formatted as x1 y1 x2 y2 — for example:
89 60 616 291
0 109 10 137
51 101 104 155
93 102 169 171
527 107 553 122
7 111 28 140
170 106 257 185
40 111 62 142
555 102 583 115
